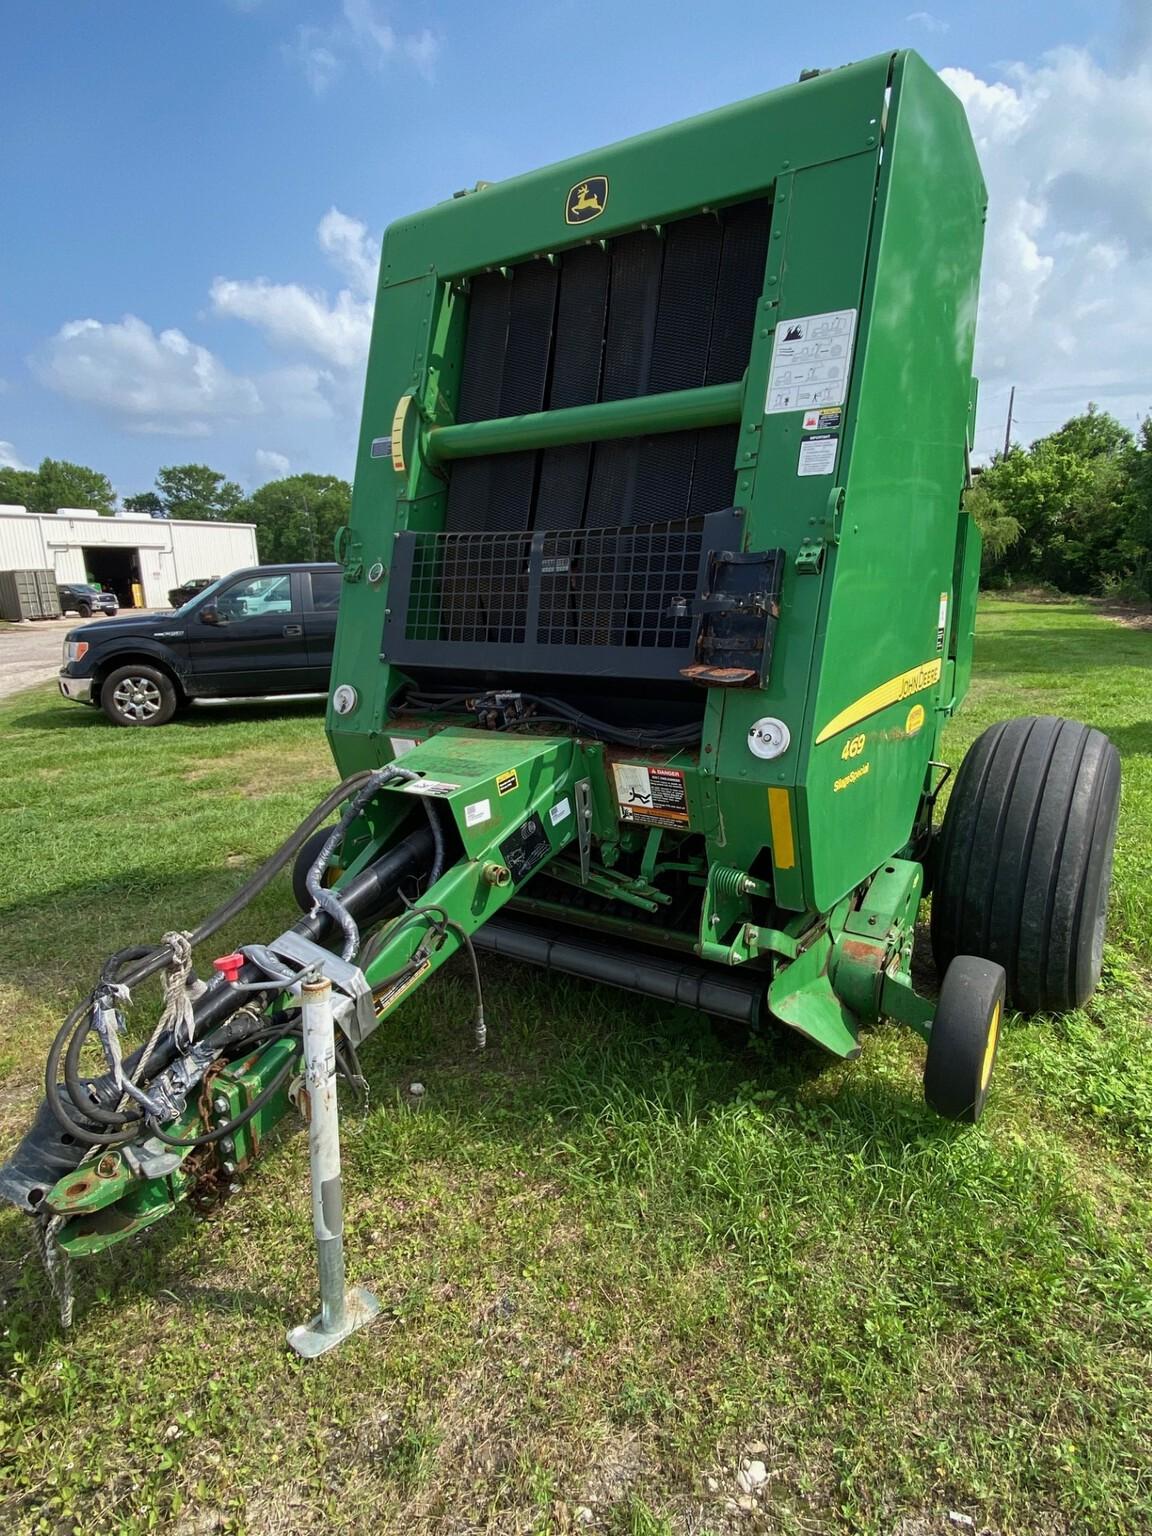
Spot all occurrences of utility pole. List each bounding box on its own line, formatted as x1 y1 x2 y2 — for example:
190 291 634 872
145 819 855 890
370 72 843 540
1002 386 1016 458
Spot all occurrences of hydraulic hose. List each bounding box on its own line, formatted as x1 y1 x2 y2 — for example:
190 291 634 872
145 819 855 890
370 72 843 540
42 787 436 1149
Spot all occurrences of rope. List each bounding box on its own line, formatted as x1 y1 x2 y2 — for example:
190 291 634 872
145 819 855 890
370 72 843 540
159 931 197 1053
35 1212 74 1329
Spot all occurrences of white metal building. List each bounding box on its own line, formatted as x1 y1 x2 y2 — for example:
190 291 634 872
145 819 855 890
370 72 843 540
0 507 259 609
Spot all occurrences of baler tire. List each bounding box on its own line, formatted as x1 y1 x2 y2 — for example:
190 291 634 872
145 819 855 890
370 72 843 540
924 955 1005 1123
931 716 1120 1014
99 664 179 727
291 827 342 913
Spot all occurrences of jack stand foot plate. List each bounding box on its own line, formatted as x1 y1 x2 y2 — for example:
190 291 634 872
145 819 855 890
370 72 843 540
286 1286 381 1358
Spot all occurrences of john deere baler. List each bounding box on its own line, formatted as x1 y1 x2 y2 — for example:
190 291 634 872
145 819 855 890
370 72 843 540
3 51 1120 1331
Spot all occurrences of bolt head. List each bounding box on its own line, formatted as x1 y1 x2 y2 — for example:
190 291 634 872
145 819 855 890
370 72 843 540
212 1095 229 1115
221 1160 237 1175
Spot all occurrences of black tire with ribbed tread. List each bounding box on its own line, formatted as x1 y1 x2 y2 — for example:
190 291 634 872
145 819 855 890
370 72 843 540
931 715 1120 1013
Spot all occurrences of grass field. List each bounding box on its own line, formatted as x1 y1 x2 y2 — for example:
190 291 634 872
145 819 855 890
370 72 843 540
0 597 1150 1536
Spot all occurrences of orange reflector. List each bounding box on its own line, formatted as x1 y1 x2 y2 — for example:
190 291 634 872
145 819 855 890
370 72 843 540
767 787 795 870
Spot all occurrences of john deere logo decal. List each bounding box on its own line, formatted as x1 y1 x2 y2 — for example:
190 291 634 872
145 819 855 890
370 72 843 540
566 176 608 225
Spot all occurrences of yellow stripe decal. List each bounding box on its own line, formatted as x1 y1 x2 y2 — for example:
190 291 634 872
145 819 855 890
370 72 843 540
815 658 942 745
767 787 796 870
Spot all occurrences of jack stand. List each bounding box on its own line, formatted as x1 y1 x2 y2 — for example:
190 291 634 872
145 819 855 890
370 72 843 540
287 977 380 1358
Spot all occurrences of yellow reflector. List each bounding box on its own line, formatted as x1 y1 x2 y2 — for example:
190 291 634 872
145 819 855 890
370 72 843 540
767 787 795 870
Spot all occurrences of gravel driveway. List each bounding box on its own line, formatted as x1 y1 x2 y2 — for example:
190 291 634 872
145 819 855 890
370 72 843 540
0 617 77 700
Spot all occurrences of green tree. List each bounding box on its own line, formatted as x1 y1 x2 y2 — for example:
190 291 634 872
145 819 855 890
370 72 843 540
978 406 1141 594
30 458 116 516
244 474 351 563
156 463 245 522
0 466 38 508
122 490 166 517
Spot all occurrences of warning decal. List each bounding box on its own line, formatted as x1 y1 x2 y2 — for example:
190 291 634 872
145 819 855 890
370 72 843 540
496 770 519 796
936 592 949 652
765 309 857 414
802 406 843 431
612 764 690 829
373 957 431 1015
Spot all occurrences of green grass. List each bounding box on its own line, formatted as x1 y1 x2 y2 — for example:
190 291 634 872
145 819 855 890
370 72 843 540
1 598 1150 1535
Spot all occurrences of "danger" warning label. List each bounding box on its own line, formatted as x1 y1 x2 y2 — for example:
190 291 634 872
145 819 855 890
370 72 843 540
612 764 690 829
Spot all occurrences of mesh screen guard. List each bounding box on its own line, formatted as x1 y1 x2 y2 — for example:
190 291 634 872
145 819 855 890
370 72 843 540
384 509 744 681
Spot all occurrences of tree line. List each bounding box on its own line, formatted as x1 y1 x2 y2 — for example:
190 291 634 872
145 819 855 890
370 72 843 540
0 459 351 566
4 408 1150 596
969 406 1152 600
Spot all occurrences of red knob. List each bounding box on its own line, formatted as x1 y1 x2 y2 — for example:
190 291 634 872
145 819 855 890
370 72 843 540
213 951 245 985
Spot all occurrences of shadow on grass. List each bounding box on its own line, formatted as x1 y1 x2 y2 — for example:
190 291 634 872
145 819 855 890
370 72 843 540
973 623 1151 676
4 695 325 733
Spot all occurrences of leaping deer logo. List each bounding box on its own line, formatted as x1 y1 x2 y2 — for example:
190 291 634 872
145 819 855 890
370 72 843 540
566 175 609 225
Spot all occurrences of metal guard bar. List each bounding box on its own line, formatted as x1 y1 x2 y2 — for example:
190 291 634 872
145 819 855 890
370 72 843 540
424 379 745 464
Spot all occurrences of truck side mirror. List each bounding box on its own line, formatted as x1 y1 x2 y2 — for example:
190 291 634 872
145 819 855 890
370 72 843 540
200 605 223 626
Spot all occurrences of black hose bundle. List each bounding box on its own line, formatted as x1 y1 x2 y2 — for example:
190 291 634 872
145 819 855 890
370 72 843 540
395 688 701 749
42 771 426 1151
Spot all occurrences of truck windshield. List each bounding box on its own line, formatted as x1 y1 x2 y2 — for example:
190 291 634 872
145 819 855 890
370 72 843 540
172 576 227 615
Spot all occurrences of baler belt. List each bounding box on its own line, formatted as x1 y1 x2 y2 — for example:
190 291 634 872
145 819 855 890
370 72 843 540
438 197 770 650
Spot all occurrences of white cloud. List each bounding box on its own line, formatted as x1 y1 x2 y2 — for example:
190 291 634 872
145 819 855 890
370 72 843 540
942 40 1152 452
210 207 377 369
33 316 262 437
289 1 440 95
907 11 949 35
210 277 371 369
0 441 30 471
255 448 291 479
289 27 341 96
317 207 378 296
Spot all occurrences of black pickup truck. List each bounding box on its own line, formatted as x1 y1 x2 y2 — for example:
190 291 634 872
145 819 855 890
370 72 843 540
58 563 341 725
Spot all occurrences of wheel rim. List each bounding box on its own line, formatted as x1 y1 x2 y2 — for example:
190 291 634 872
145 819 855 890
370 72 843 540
980 1000 1001 1092
112 676 162 721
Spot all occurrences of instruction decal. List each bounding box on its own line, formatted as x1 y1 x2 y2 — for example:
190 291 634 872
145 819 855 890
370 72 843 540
765 309 857 414
612 764 690 829
464 798 492 828
797 435 838 477
936 592 949 652
496 770 519 796
549 797 572 826
389 736 419 758
401 778 461 797
499 813 551 883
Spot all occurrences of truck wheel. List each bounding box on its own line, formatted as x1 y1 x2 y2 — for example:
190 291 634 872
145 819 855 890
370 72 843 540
924 955 1005 1123
100 664 179 727
931 716 1120 1013
292 827 343 912
77 601 92 618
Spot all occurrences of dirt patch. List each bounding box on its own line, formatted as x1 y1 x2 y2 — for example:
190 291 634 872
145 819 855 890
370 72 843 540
1089 600 1152 631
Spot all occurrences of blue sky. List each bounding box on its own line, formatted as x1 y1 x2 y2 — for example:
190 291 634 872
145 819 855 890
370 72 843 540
2 0 1150 497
